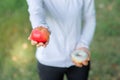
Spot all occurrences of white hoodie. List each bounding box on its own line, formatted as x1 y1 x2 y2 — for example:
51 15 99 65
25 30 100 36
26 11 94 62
26 0 96 67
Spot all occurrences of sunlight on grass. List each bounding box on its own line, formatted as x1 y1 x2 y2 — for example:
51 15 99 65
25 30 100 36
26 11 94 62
10 39 31 67
0 0 40 80
1 37 39 80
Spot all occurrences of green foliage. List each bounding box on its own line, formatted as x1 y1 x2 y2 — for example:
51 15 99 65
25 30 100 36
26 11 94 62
0 0 120 80
0 0 39 80
89 0 120 80
0 0 26 13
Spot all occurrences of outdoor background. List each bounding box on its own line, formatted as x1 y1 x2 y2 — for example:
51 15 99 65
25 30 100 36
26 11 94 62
0 0 120 80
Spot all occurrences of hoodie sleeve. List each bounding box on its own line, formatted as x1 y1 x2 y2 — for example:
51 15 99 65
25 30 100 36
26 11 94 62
76 0 96 49
26 0 48 29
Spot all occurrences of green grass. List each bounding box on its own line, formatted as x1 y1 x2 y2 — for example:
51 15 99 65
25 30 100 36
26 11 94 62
0 0 39 80
89 0 120 80
0 0 120 80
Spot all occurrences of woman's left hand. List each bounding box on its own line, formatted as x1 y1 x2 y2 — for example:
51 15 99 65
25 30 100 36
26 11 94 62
72 47 90 67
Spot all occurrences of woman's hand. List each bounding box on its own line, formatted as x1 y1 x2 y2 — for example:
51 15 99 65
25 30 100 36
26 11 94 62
72 47 90 67
28 26 50 47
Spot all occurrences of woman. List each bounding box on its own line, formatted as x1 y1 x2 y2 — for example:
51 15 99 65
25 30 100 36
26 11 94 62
26 0 96 80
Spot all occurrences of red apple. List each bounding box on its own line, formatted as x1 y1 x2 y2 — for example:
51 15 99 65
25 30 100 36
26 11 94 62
30 27 49 43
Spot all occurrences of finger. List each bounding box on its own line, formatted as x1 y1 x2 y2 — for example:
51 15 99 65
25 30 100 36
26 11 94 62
72 60 83 67
75 63 83 67
43 42 49 47
45 41 48 45
86 55 90 62
28 36 31 40
28 34 32 40
87 57 90 61
82 61 88 66
42 43 47 48
36 42 44 47
31 40 37 45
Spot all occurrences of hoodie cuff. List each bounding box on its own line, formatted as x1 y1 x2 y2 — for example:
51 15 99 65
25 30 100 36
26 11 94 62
76 42 89 49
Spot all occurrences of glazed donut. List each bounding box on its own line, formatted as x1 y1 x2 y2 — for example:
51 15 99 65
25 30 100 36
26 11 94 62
71 50 88 63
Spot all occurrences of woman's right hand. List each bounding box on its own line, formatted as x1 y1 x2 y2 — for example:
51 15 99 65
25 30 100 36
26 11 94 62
28 26 50 47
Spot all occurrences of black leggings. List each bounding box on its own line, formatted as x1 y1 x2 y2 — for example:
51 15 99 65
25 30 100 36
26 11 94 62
37 62 90 80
